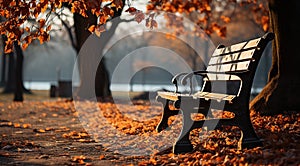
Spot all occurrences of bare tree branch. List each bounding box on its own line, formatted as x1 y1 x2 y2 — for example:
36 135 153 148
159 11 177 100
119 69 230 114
54 12 77 50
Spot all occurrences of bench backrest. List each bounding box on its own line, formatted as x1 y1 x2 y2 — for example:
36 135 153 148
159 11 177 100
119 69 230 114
201 32 274 97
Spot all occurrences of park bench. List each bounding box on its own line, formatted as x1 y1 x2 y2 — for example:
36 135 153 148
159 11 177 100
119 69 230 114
155 32 274 154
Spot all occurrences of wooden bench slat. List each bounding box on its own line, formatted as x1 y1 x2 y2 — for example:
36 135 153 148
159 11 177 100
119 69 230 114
209 49 256 65
157 91 236 102
207 60 251 72
212 38 261 57
205 73 241 81
157 91 191 101
192 92 236 101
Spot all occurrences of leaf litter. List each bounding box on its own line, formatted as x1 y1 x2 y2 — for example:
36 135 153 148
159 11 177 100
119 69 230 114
0 100 299 165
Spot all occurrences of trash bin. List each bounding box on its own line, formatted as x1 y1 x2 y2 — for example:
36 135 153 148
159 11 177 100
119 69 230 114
58 80 72 97
50 85 57 97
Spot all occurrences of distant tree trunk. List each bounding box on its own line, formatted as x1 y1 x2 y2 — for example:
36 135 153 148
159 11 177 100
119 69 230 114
250 0 300 115
13 41 23 102
2 37 30 98
1 35 7 86
3 51 14 93
1 53 6 85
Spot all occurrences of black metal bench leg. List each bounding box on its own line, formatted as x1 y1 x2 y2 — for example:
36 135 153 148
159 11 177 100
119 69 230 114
156 98 179 132
173 109 194 154
237 111 263 150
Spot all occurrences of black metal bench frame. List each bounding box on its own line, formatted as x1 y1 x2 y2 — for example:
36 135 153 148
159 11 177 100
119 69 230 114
155 32 274 154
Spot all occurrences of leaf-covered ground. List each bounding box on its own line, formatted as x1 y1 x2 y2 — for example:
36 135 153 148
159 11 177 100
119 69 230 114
0 97 299 165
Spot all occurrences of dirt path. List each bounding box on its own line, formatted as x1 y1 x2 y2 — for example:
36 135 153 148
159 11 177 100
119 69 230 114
0 100 146 166
0 95 299 166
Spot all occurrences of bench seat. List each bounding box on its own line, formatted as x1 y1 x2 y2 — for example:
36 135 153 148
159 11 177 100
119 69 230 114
157 91 236 102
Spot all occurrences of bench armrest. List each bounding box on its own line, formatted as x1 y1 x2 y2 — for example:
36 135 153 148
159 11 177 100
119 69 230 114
187 70 249 81
172 70 247 94
181 71 208 84
171 71 207 93
181 70 248 94
171 72 188 93
179 70 208 94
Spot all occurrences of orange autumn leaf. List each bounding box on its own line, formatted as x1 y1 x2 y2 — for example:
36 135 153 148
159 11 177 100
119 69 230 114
103 6 114 16
125 7 137 15
205 4 211 11
261 15 269 31
38 129 46 133
9 1 17 6
21 42 28 50
13 123 21 128
24 27 30 32
22 123 32 128
46 25 52 31
38 19 46 27
88 25 96 33
221 15 231 23
99 154 105 160
34 129 46 133
41 3 48 13
111 0 123 9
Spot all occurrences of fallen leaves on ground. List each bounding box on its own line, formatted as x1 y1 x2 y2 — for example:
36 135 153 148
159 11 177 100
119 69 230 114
0 100 299 165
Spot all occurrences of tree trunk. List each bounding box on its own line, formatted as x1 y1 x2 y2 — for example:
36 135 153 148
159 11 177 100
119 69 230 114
95 59 111 97
1 35 7 86
74 12 97 52
250 0 300 115
73 11 111 99
3 51 14 93
13 41 23 102
1 52 6 86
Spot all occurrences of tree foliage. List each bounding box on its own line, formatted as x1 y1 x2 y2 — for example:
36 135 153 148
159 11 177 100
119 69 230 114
0 0 269 53
0 0 125 52
147 0 269 37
